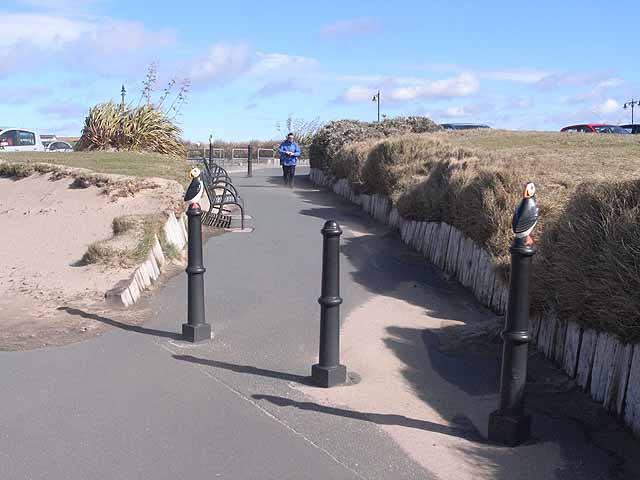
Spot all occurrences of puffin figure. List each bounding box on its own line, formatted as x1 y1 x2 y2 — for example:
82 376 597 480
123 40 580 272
512 181 539 245
184 167 204 209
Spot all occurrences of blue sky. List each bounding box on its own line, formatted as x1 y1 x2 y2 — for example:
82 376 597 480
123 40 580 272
1 0 638 141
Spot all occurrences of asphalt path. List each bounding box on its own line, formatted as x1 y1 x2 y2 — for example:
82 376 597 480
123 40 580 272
1 167 430 480
3 166 633 479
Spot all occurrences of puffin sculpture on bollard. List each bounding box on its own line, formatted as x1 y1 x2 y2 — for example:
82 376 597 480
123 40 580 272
512 181 539 246
184 167 204 209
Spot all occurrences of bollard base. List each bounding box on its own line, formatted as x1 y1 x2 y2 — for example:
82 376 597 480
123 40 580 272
182 323 212 343
488 410 531 447
311 364 347 388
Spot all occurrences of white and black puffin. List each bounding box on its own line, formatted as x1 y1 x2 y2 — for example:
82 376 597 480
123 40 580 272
512 182 539 245
184 167 204 208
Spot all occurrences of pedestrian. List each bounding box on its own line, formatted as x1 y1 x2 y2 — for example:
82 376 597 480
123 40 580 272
278 132 300 188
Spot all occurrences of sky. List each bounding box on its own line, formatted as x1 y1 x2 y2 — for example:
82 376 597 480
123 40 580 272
1 0 638 141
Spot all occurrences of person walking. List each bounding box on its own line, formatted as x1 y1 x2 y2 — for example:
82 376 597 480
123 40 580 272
278 133 300 188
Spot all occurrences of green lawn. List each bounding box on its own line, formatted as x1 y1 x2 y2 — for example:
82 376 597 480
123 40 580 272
0 151 191 185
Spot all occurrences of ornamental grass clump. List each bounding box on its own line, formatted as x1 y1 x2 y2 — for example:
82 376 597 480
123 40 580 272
76 103 186 157
76 64 189 157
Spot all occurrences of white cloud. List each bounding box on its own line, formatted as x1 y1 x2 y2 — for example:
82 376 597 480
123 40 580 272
436 102 494 119
189 42 253 85
593 98 619 115
336 86 377 103
563 77 626 104
388 73 479 101
0 13 90 48
252 53 318 74
320 17 380 38
536 71 612 91
0 12 175 77
189 44 318 88
335 73 480 104
480 69 549 83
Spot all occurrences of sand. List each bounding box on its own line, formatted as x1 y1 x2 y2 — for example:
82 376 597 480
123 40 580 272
0 172 182 350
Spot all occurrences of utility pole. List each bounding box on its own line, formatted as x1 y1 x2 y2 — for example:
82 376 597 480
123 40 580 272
624 99 639 124
372 90 380 122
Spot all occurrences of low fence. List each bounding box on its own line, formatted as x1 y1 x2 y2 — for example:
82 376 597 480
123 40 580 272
187 146 310 167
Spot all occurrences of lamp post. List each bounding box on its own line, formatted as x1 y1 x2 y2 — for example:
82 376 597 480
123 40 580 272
120 85 126 107
624 99 639 124
372 90 380 122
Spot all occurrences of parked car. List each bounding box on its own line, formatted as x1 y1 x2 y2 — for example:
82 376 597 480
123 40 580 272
621 124 640 134
0 128 45 151
440 123 491 130
561 124 630 134
46 140 73 152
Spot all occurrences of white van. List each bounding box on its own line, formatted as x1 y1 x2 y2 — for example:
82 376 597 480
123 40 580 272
0 128 45 152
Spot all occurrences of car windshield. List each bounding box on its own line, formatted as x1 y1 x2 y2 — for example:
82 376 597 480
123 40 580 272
594 125 630 134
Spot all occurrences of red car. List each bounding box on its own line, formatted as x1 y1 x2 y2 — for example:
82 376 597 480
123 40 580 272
561 124 630 134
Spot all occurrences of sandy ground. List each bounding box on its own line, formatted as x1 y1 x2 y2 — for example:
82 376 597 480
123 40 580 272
0 172 183 350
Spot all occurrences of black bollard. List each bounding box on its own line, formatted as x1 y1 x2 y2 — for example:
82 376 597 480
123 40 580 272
247 144 253 178
182 204 212 342
312 220 347 387
208 137 213 170
488 236 537 445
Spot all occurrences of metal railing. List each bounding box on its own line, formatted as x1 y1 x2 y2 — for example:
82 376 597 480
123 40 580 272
257 148 276 164
231 148 248 165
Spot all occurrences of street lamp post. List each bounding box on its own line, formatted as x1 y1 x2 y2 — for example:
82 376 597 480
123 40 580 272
121 85 126 107
372 90 380 122
624 99 639 124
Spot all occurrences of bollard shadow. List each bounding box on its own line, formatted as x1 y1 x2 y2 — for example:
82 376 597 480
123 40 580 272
58 307 182 340
172 354 314 386
252 394 483 442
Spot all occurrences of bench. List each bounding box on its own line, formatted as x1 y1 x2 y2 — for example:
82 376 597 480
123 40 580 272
199 164 245 229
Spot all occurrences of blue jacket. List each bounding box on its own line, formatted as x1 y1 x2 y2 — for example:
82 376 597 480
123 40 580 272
278 140 300 166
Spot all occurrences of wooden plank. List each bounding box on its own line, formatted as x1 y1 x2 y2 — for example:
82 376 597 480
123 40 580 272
562 321 582 378
428 223 442 263
604 341 633 415
590 332 619 403
576 329 598 390
624 346 640 435
444 226 460 276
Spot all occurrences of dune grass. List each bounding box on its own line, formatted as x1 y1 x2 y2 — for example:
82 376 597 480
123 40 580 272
323 129 640 341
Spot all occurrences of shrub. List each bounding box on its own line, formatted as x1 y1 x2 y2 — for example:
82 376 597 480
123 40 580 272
320 128 640 341
309 117 441 170
532 180 640 340
76 102 186 157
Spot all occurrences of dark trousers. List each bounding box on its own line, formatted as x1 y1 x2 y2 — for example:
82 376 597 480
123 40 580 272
282 165 296 187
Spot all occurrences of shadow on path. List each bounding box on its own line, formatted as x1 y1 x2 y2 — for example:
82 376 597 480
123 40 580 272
58 307 182 340
253 394 483 441
173 354 313 386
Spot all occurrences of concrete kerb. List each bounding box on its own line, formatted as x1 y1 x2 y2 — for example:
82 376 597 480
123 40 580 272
105 211 188 307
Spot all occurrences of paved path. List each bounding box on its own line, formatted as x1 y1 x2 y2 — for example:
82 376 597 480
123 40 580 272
2 167 638 479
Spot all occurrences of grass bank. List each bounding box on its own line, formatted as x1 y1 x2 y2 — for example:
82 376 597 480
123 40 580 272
323 129 640 341
0 151 190 185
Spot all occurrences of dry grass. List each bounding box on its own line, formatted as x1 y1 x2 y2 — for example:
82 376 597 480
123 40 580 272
82 214 168 267
323 129 640 341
